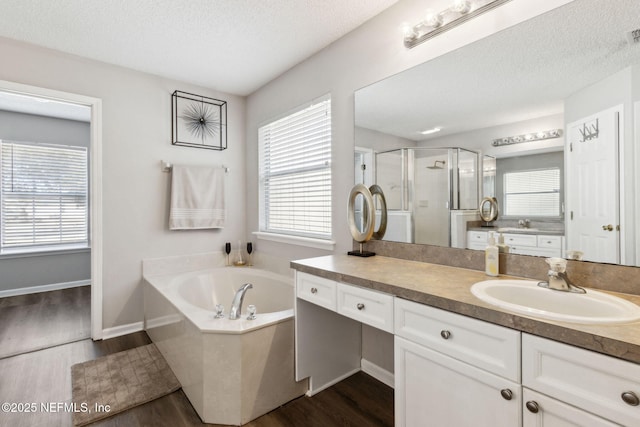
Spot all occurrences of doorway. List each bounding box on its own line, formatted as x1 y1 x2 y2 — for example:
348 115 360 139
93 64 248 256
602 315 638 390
0 80 103 342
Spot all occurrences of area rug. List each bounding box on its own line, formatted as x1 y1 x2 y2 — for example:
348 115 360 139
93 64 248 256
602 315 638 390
71 343 181 426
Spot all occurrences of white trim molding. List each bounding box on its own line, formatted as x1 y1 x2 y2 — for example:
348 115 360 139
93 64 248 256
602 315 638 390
361 358 395 389
0 279 90 298
102 321 144 340
253 231 336 251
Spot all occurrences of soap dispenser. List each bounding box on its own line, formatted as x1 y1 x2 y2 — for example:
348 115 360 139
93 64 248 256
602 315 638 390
496 233 509 253
485 232 499 276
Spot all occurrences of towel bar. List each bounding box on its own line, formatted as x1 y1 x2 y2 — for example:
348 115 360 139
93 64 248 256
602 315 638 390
161 160 229 173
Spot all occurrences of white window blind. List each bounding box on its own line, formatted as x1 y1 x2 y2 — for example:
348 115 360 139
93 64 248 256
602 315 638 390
259 98 332 239
503 168 560 217
1 140 88 251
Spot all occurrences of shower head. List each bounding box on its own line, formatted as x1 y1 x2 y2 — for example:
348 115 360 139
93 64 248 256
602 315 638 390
427 160 446 170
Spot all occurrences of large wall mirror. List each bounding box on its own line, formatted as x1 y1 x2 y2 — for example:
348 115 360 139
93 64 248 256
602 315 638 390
354 0 640 266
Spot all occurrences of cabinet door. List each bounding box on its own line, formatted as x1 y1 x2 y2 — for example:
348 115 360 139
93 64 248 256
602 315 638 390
395 336 521 427
523 388 618 427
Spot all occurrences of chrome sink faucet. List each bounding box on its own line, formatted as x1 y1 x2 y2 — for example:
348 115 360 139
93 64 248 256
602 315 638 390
229 283 253 319
518 219 531 229
537 257 586 294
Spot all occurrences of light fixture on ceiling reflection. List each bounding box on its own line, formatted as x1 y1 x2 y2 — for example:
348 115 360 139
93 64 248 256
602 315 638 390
402 0 512 49
420 127 441 135
492 129 563 147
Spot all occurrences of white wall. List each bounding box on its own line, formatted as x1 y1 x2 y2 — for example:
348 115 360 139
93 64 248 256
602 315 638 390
0 37 246 329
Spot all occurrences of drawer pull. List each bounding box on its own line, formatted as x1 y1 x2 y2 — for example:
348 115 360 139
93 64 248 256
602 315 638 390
356 303 365 310
310 287 318 294
500 389 513 401
621 391 640 406
525 401 540 414
440 330 451 340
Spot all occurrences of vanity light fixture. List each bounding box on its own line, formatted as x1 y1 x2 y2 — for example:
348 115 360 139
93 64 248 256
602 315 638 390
402 0 512 49
492 129 563 147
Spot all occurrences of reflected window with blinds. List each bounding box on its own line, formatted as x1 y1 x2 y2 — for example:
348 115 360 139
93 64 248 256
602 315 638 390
503 167 560 217
258 97 332 239
0 140 89 253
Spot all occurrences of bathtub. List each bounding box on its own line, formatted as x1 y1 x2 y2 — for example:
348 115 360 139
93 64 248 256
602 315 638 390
144 267 307 425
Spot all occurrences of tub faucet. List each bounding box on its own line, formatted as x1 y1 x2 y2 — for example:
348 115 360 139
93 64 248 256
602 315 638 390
229 283 253 319
537 257 586 294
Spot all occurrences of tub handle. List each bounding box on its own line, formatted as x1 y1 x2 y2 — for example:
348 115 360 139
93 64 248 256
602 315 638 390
247 304 257 320
214 304 225 319
311 287 318 294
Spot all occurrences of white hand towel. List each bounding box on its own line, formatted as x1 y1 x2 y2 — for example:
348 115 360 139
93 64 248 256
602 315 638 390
169 165 225 230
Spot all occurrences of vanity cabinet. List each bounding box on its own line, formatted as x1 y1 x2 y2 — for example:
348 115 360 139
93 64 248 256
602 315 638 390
522 334 640 426
395 298 521 426
467 230 564 257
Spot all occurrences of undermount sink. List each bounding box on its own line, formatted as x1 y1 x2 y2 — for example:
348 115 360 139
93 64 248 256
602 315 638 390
496 227 540 233
471 280 640 325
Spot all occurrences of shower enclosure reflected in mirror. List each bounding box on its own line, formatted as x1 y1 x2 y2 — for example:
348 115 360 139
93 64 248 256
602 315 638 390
354 0 640 266
370 147 479 246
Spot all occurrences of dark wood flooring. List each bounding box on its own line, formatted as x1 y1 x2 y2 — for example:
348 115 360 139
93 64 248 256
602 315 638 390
0 286 91 359
0 290 394 427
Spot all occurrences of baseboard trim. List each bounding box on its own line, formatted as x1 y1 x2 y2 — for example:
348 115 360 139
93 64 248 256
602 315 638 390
102 321 144 340
306 367 361 397
0 279 90 298
361 358 395 389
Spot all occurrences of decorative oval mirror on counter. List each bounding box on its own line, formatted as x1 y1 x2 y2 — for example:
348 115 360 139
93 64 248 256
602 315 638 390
479 197 499 225
347 184 388 257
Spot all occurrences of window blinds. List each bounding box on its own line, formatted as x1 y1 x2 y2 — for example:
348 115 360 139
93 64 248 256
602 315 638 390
0 140 88 250
503 168 560 217
259 98 332 239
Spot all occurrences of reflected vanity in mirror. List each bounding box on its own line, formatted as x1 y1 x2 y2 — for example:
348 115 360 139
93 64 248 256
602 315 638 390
354 0 640 266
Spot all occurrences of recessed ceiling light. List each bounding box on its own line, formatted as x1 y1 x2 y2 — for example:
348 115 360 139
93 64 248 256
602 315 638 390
420 127 442 135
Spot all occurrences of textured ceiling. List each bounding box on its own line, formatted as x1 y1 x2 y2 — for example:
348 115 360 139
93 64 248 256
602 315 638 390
0 0 398 96
355 0 640 141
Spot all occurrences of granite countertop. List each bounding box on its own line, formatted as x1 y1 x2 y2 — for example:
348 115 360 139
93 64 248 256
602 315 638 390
467 226 564 236
290 255 640 364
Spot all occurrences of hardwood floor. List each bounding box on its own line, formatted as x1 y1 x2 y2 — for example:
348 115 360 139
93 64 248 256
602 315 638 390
0 289 394 427
0 286 91 359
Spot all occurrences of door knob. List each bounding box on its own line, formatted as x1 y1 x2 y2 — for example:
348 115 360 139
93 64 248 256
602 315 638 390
602 224 613 231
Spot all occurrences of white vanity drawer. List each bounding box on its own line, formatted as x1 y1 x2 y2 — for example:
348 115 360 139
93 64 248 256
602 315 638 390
503 233 537 247
296 272 337 311
537 235 562 248
337 283 394 333
468 231 488 244
523 333 640 427
395 298 520 381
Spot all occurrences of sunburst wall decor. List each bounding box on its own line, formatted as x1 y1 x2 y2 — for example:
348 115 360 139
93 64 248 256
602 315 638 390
172 90 227 150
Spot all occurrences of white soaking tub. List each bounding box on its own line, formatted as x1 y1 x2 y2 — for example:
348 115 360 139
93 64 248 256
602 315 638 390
144 267 306 425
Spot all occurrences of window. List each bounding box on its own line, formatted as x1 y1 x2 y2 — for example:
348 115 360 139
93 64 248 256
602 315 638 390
503 168 560 217
258 97 332 240
0 140 88 253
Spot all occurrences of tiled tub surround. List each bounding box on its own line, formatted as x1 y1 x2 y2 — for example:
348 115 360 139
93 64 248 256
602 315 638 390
292 254 640 364
143 252 306 425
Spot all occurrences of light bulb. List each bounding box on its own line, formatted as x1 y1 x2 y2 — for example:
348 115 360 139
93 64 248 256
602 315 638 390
424 9 443 28
451 0 471 14
400 22 417 41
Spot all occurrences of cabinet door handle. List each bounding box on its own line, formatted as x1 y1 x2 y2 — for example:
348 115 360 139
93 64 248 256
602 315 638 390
310 287 318 294
500 389 513 401
621 391 640 406
440 330 451 340
525 401 539 413
356 303 365 310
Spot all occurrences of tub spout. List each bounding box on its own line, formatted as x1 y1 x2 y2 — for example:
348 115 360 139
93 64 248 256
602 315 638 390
229 283 253 319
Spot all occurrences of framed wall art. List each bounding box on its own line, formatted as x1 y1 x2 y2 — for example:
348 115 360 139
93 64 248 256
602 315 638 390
171 90 227 150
